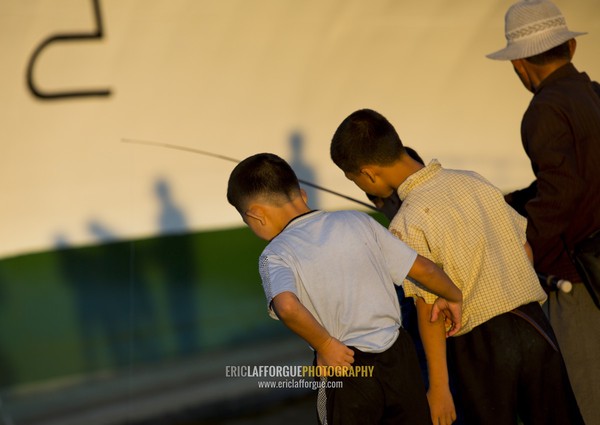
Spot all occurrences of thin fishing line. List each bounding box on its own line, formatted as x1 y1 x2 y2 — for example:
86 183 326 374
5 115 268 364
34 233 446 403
121 138 378 211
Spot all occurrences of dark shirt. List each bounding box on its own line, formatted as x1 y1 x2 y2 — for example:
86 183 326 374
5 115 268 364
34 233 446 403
515 63 600 282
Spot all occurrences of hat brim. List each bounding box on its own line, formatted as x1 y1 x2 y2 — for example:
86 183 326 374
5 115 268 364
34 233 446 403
486 30 586 61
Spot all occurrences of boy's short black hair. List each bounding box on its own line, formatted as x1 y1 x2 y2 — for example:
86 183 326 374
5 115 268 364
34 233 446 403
330 109 405 174
227 153 301 213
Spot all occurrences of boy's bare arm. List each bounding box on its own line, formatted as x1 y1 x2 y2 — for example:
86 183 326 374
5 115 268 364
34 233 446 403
408 255 463 336
271 292 354 367
524 241 534 264
416 297 457 425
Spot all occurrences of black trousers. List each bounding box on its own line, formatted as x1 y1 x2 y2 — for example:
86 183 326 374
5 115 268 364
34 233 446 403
319 328 431 425
447 302 584 425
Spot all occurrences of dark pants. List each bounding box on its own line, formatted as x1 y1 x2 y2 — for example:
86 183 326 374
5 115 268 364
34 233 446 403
397 286 428 387
319 328 431 425
447 302 584 425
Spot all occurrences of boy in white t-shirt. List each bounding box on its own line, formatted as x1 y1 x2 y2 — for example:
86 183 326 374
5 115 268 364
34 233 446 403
226 152 462 424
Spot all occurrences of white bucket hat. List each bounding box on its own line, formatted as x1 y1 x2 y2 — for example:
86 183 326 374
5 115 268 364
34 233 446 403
487 0 586 61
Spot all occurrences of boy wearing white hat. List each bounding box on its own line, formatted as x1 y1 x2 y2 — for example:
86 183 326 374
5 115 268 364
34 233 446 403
488 1 600 424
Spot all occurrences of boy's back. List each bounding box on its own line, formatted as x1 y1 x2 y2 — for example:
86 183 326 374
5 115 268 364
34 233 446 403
261 209 416 351
389 161 546 334
387 161 582 424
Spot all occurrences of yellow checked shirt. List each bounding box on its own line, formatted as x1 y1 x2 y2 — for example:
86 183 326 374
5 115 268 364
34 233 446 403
389 160 547 336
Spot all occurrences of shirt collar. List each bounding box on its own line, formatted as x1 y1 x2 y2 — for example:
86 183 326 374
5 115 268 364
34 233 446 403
270 210 322 241
535 63 582 94
397 159 442 201
283 210 322 230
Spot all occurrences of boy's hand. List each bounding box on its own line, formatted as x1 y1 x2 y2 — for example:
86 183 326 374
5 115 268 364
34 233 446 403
431 298 462 337
315 337 355 371
427 384 457 425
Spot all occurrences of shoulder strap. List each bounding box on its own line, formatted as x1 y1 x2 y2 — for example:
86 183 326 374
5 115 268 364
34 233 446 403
509 307 559 352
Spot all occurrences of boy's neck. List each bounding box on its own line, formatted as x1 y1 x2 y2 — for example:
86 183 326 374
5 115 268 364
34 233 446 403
272 197 313 233
384 156 425 190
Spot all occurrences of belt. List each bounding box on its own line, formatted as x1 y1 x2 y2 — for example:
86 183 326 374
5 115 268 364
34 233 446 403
509 306 559 352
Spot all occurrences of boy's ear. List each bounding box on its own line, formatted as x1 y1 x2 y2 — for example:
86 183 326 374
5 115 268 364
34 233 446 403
360 167 378 183
245 205 266 225
300 188 308 204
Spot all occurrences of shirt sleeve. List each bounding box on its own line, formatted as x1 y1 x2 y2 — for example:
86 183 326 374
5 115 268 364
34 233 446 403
367 216 418 286
389 215 439 304
258 252 298 320
521 100 585 272
508 204 528 246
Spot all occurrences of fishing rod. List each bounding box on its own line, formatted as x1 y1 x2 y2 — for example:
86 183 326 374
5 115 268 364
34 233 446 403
121 138 378 211
122 138 575 295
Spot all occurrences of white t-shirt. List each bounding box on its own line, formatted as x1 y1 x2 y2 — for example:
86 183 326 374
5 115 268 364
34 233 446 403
259 210 417 353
